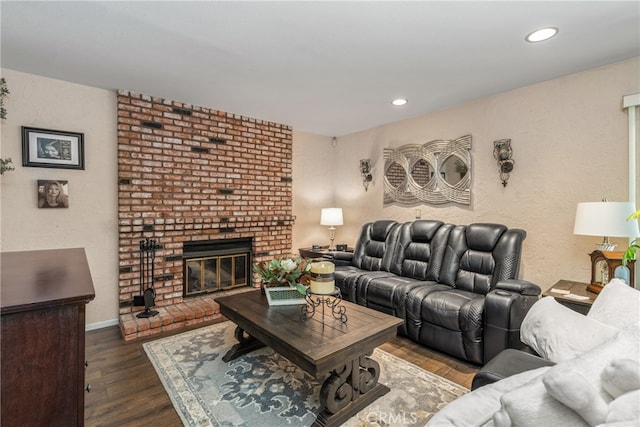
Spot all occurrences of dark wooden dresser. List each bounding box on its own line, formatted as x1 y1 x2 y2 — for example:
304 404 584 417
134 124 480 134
1 248 95 426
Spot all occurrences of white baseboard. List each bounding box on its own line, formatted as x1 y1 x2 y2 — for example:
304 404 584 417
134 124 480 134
86 318 119 331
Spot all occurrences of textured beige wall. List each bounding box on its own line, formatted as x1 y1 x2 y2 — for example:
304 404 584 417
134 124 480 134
293 58 640 291
0 69 118 328
292 131 337 251
2 58 638 328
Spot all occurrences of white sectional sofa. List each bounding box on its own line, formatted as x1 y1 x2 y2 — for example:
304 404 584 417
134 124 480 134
428 279 640 427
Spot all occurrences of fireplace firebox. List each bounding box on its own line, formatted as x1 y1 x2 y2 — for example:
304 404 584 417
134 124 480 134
183 238 252 297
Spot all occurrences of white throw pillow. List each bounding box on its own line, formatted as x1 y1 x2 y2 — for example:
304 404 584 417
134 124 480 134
542 367 610 425
588 278 640 329
496 322 640 427
601 358 640 398
493 374 587 427
520 296 618 362
605 389 640 424
542 365 640 426
426 367 551 427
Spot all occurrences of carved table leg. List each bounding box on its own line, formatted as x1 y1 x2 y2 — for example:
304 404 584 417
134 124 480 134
222 325 265 362
313 351 389 427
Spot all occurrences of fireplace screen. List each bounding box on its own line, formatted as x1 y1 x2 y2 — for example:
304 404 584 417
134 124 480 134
185 253 248 296
183 238 252 297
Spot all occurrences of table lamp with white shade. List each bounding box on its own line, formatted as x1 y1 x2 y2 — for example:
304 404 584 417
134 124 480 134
573 201 639 251
573 200 639 292
320 208 343 251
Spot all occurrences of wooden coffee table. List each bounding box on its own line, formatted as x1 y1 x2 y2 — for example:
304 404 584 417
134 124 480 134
216 289 403 427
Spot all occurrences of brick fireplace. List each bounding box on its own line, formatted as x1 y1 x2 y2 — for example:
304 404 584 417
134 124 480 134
117 90 295 340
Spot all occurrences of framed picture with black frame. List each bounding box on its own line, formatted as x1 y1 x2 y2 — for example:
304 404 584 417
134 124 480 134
22 126 84 170
37 179 70 209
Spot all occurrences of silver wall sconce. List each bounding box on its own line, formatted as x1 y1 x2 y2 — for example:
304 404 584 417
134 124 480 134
360 159 372 191
493 139 514 187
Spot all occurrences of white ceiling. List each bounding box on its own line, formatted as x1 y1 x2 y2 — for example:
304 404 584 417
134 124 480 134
1 1 639 136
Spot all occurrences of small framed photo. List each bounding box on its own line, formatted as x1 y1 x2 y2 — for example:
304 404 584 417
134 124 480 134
22 126 84 170
38 180 69 208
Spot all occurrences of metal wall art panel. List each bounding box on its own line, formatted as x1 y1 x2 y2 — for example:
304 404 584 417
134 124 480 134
383 135 471 205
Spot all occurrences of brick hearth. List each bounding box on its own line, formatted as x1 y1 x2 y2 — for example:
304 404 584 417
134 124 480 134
119 287 254 341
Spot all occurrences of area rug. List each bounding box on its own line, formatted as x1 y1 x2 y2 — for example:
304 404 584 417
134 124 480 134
143 321 468 426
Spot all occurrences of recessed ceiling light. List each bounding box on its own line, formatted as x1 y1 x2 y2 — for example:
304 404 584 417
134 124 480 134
392 98 408 106
525 27 559 43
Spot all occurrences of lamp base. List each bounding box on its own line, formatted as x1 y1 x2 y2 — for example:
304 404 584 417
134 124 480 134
596 243 617 251
327 226 336 251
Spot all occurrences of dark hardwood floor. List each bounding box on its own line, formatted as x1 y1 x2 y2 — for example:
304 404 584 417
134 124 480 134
84 320 478 426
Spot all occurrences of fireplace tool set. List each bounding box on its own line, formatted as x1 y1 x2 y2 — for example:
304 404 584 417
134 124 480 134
134 238 160 318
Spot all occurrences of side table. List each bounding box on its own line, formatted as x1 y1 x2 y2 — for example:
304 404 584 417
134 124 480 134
298 245 354 259
543 280 597 315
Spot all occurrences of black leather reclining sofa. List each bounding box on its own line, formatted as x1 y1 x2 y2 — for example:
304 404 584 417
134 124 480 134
328 220 541 365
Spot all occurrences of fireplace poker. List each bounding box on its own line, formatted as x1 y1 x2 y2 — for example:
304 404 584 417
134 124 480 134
136 237 159 318
150 238 156 293
134 239 147 306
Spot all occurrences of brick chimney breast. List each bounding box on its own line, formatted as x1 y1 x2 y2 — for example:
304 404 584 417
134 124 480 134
117 91 295 318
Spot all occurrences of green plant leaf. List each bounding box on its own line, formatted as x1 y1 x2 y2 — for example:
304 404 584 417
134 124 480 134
622 240 639 266
626 209 640 221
